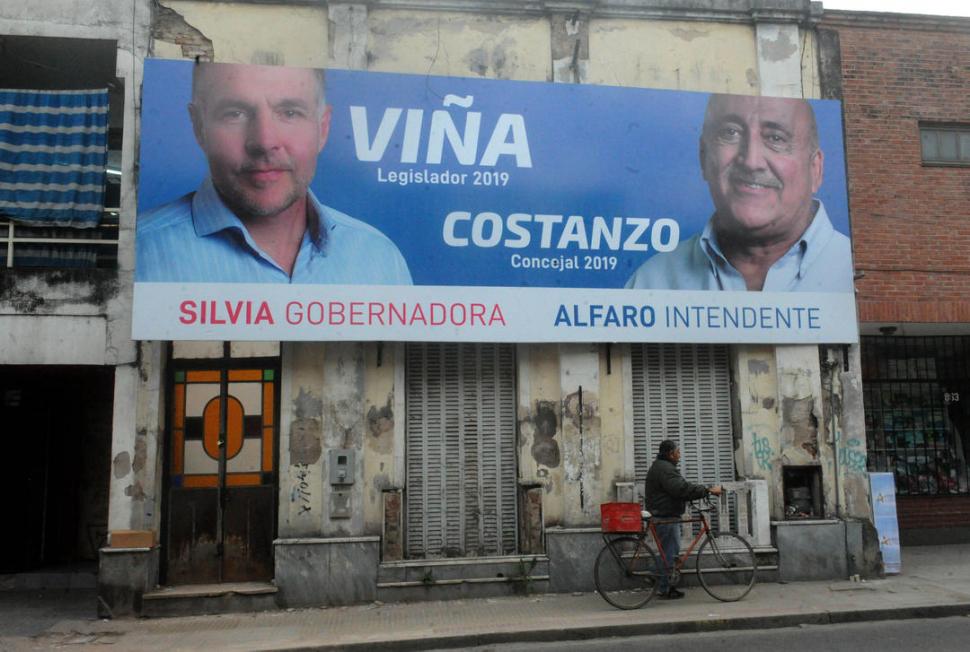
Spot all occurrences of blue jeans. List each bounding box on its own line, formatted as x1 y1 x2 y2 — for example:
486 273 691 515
654 522 680 593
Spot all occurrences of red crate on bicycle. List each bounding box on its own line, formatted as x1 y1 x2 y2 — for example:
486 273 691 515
600 502 643 533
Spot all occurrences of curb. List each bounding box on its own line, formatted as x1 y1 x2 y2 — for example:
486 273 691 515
276 602 970 652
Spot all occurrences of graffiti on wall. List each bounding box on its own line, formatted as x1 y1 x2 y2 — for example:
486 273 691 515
753 434 774 471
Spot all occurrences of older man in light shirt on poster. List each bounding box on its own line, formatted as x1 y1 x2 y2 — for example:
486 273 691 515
626 94 852 293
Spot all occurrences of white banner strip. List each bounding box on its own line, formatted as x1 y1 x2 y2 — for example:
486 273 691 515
133 283 859 344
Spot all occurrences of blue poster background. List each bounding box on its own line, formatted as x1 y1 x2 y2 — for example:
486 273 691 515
138 59 850 290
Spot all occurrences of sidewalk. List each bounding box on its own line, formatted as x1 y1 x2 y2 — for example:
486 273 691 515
3 545 970 651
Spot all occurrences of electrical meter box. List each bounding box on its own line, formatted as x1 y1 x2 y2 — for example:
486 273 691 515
328 449 355 485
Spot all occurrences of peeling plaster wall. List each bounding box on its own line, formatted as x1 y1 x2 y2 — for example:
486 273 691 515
109 341 164 533
320 342 366 537
775 346 837 519
734 346 781 485
559 344 602 526
587 20 758 93
367 9 550 80
362 343 397 533
157 1 328 66
825 344 871 521
279 343 327 538
517 344 564 526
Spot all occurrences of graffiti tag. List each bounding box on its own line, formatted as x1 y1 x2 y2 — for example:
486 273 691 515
753 435 773 471
291 463 313 514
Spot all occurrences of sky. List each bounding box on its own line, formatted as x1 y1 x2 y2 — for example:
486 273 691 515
822 0 970 17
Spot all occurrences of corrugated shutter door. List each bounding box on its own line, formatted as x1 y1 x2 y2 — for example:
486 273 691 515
406 343 517 558
632 344 734 489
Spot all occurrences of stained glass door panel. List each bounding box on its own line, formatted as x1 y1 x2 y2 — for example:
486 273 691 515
166 367 277 584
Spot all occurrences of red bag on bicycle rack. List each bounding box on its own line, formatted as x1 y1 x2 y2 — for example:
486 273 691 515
600 502 643 533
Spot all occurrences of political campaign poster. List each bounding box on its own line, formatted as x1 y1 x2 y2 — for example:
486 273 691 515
133 58 858 343
868 472 901 574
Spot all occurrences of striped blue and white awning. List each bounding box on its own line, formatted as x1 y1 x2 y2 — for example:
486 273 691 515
0 88 109 228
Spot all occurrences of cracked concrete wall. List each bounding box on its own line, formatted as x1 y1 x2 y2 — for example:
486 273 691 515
367 9 550 80
155 1 328 66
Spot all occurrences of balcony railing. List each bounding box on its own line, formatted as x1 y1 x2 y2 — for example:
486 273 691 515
1 212 119 269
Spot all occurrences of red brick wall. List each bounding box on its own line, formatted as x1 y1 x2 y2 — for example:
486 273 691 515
897 495 970 531
823 17 970 324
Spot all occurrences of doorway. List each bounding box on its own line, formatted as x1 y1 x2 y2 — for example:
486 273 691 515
163 361 279 584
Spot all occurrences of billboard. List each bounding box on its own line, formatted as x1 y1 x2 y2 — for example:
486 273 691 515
133 59 858 343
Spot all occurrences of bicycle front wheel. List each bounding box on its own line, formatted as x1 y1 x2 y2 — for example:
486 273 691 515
696 532 757 602
593 536 660 610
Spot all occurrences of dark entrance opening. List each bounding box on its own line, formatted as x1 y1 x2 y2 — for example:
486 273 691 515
0 366 114 573
783 466 824 519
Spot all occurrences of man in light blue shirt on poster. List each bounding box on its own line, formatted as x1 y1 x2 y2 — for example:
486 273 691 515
626 94 852 293
136 62 411 285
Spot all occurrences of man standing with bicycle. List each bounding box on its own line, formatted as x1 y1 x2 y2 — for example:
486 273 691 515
645 439 722 599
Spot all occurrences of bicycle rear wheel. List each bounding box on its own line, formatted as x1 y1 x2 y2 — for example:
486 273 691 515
695 532 757 602
593 536 660 610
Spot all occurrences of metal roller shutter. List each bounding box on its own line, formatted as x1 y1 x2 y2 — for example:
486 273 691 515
405 343 517 558
632 343 735 489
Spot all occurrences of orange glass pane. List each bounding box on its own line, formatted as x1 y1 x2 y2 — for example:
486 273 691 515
186 370 220 382
262 382 274 426
182 475 218 488
262 426 273 472
229 369 262 381
173 383 185 428
226 472 262 487
202 396 244 459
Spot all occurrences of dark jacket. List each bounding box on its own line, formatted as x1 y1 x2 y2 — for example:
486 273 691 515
644 457 709 517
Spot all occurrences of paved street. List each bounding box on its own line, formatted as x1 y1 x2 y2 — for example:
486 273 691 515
450 616 970 652
1 545 969 651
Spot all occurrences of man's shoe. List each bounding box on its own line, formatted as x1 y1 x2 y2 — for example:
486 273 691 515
659 588 685 599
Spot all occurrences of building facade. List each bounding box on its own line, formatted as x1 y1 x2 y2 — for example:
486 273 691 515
822 10 970 545
0 0 879 617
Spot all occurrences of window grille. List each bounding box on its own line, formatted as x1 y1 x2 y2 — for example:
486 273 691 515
862 335 970 495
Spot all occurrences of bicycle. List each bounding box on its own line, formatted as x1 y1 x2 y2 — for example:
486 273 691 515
594 497 757 609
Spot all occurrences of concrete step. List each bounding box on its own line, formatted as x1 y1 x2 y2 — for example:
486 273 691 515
142 581 278 618
377 555 550 602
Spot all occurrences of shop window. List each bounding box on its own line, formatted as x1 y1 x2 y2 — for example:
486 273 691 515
920 124 970 166
862 335 970 495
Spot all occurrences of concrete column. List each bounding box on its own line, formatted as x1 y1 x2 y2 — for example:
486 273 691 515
320 342 366 537
107 341 163 535
559 343 602 526
279 342 327 538
517 344 564 526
